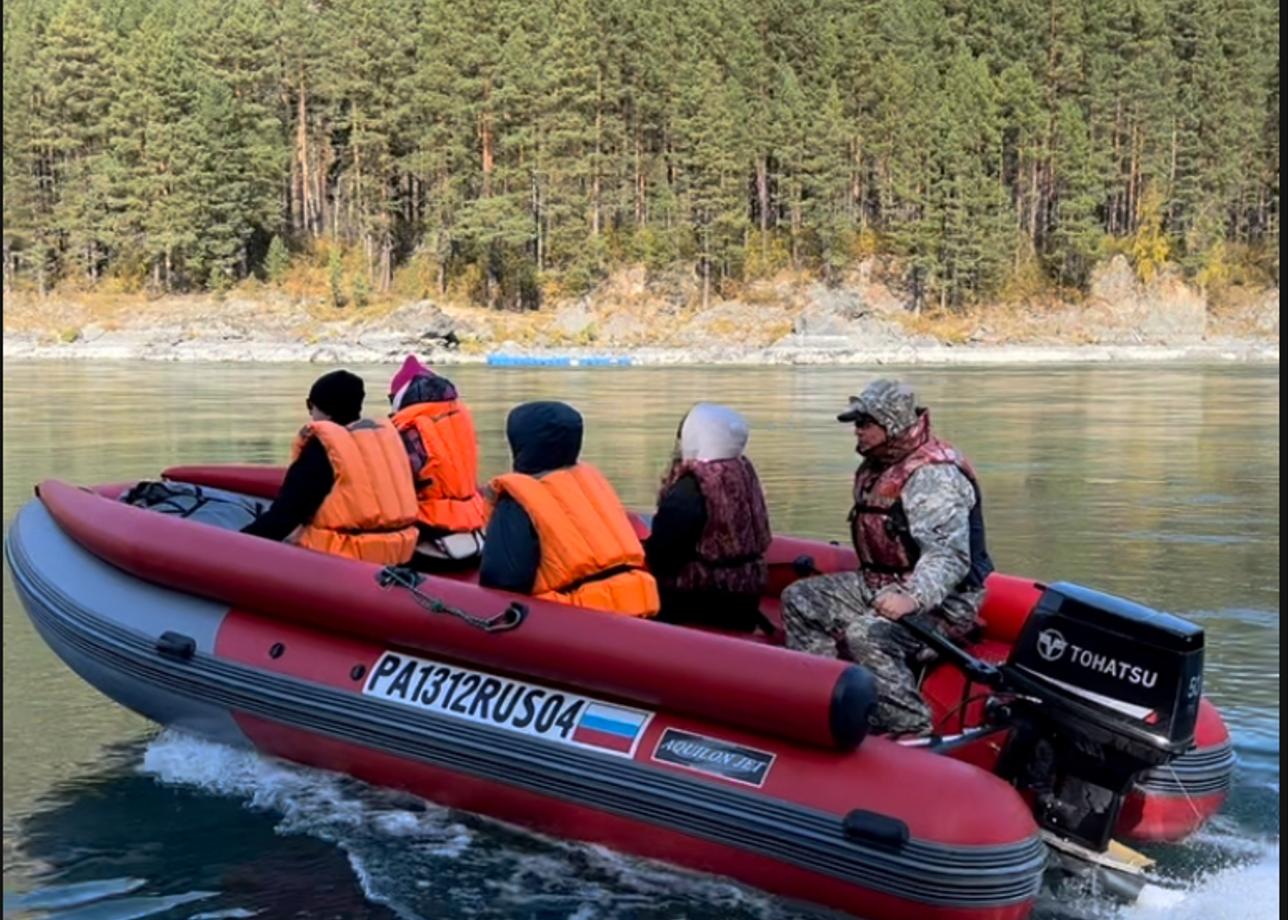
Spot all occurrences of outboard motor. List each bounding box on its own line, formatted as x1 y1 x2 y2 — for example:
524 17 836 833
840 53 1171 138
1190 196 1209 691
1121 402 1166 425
994 582 1205 851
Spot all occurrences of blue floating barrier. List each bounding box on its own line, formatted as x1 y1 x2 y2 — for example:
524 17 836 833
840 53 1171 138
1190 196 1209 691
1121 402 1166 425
487 354 632 368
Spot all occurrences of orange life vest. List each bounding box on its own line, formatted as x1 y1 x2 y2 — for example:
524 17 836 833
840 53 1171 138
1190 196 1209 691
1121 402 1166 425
391 399 489 533
490 464 660 617
290 418 418 564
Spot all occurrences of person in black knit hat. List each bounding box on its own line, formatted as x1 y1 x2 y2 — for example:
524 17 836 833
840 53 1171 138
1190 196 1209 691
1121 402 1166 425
242 370 418 563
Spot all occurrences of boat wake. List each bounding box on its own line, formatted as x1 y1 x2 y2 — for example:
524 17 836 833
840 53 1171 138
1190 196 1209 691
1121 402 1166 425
139 729 778 919
135 730 1276 920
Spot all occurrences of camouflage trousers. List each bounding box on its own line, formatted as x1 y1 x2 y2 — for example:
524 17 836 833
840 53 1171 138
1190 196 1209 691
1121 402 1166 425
781 572 982 736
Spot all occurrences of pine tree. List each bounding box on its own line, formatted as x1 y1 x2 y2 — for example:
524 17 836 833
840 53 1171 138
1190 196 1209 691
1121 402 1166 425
1117 0 1174 235
1 0 1279 301
264 235 290 284
196 80 255 289
674 57 747 309
540 0 602 277
932 50 1008 309
329 0 417 292
411 0 513 300
803 81 853 281
34 0 118 285
329 247 345 307
493 17 543 274
1170 0 1239 273
352 268 370 307
1050 101 1103 287
276 0 329 239
998 62 1046 265
774 64 810 268
870 0 947 309
3 0 46 291
190 0 283 282
108 11 208 291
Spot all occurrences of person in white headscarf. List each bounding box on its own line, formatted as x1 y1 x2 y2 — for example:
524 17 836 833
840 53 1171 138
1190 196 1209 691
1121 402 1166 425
644 403 773 632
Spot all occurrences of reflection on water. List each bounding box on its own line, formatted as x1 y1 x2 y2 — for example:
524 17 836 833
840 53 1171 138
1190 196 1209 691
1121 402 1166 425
2 361 1279 918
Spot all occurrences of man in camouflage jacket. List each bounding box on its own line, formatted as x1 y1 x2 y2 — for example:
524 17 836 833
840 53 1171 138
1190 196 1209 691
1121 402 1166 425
782 379 994 735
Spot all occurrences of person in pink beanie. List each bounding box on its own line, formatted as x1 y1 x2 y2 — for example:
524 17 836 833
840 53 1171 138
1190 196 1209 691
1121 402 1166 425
387 355 488 568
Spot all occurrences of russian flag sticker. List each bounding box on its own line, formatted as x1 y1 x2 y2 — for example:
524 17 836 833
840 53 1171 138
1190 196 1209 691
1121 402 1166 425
570 702 652 757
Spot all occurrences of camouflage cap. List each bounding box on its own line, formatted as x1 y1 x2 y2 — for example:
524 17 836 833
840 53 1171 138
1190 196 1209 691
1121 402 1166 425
836 378 919 433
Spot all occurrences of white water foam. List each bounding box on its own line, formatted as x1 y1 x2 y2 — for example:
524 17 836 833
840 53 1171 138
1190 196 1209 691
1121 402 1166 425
44 891 217 920
3 878 146 912
140 731 477 919
138 729 1275 920
1123 844 1279 920
138 730 777 919
1041 831 1279 920
1185 818 1276 859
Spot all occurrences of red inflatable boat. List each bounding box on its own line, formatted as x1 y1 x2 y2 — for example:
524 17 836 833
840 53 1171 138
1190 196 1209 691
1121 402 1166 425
4 464 1234 920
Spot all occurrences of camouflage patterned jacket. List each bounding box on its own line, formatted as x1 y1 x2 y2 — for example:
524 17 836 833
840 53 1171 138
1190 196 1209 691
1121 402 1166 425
849 417 993 612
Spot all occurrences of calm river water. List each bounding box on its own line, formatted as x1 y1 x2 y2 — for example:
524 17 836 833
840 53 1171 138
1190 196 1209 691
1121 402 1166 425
2 361 1278 919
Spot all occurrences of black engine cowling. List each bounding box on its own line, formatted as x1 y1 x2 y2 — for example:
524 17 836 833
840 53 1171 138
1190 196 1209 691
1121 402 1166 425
994 582 1205 850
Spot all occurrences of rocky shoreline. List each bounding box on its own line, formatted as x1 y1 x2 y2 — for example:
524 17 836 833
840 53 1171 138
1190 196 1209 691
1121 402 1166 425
2 330 1277 365
4 257 1277 366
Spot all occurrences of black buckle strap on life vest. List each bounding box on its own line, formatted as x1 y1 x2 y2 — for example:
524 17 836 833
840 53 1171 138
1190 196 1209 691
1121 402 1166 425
852 496 920 571
376 565 527 633
556 563 641 595
337 521 418 535
704 552 765 569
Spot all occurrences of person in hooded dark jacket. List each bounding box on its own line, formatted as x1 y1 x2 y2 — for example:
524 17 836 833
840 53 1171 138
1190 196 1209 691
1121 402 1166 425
645 403 773 632
480 401 660 616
